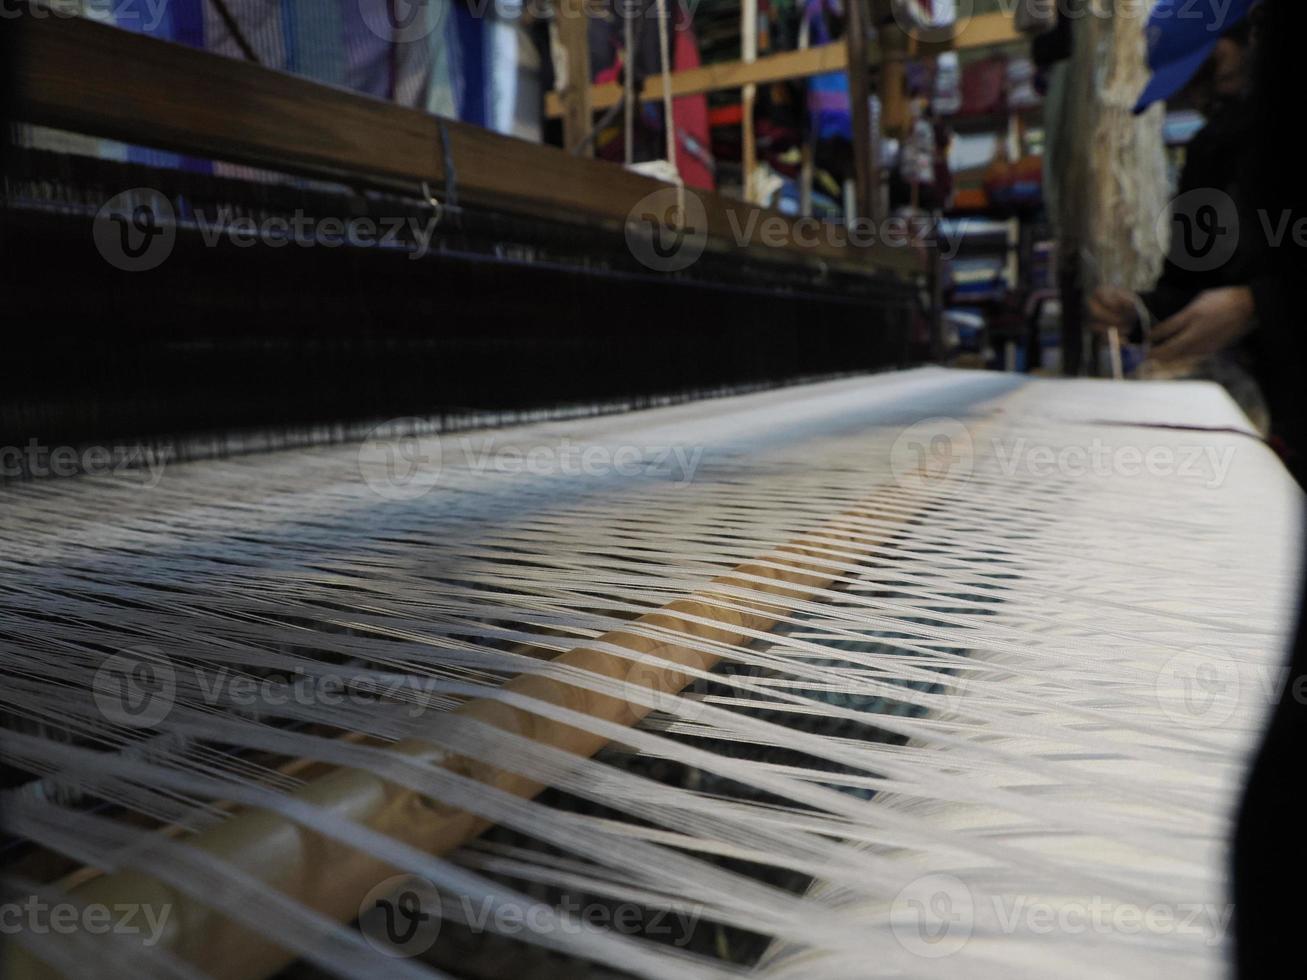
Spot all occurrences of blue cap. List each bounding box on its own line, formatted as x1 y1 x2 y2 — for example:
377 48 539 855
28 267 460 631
1134 0 1255 114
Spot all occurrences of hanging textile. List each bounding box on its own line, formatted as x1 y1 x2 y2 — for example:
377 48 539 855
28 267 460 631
804 0 851 141
672 9 714 190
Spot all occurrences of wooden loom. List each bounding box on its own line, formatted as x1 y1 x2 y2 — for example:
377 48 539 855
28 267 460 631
2 7 1300 980
2 7 927 459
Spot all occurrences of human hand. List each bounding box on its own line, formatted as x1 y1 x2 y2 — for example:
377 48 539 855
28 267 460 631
1087 286 1143 336
1150 286 1255 364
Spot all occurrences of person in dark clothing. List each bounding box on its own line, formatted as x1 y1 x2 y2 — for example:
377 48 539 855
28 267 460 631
1233 0 1307 973
1087 16 1261 355
1086 10 1300 454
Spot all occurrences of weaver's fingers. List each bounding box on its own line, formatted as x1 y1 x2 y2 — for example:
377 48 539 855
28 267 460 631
1086 288 1138 334
1149 306 1195 350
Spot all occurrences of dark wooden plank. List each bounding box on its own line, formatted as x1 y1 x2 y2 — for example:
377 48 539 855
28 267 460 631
7 7 919 276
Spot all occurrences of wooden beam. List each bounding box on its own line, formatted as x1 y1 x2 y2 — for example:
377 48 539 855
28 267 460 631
555 0 593 156
544 12 1021 119
845 0 875 222
6 7 919 277
875 2 910 137
741 0 758 202
926 10 1025 55
546 42 851 119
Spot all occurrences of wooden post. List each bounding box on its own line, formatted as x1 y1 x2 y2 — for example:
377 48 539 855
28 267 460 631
557 0 592 156
742 0 759 202
798 10 814 217
843 0 873 221
875 3 909 136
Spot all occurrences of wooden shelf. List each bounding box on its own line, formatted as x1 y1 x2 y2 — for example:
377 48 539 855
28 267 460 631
544 11 1022 119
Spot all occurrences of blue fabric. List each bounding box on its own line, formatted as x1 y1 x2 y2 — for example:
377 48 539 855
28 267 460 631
1134 0 1256 113
453 3 487 126
343 1 393 98
805 0 851 141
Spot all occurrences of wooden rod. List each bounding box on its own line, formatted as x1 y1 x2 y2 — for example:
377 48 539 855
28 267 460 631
8 497 914 980
546 41 851 119
742 0 759 203
876 7 911 137
845 0 875 222
556 0 593 156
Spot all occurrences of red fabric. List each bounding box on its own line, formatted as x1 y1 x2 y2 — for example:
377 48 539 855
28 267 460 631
960 56 1007 116
672 16 714 190
709 105 743 127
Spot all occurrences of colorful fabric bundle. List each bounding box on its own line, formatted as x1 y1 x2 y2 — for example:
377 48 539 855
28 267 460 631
803 0 852 141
